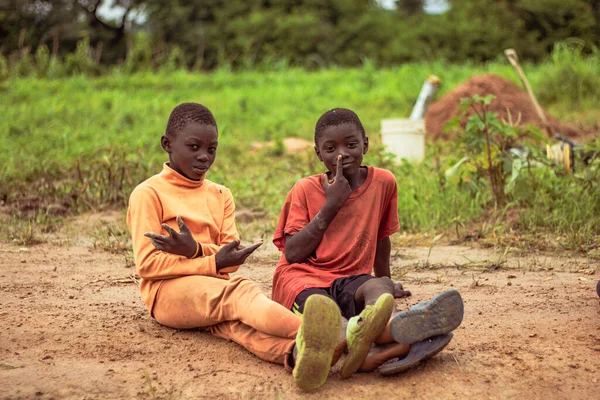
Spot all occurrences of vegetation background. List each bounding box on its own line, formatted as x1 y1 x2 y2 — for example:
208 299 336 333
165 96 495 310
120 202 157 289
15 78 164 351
1 0 599 257
2 0 600 70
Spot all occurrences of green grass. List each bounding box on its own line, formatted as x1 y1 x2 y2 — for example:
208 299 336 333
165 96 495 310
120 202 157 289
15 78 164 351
1 52 599 251
1 62 515 205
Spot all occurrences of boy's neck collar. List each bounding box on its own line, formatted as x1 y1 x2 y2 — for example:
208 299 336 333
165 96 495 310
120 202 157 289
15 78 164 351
161 163 205 188
346 166 368 191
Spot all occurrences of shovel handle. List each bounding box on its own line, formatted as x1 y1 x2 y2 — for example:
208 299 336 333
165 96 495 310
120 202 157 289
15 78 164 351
504 49 552 137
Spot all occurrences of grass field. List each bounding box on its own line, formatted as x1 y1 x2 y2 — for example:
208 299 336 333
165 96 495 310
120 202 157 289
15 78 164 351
1 49 599 253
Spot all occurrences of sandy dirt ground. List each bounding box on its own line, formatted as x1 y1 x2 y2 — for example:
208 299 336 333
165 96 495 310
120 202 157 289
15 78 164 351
1 215 600 399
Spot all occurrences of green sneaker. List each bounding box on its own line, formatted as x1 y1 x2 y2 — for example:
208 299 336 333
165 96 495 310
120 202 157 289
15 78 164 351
340 293 394 378
293 295 341 392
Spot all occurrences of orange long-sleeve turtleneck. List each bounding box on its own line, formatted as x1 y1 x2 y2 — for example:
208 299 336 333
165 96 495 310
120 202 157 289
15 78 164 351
127 163 239 314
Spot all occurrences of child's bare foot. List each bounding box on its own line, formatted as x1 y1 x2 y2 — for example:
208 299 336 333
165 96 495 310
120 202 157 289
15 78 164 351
358 342 411 372
330 317 348 366
393 281 411 298
331 336 347 367
292 295 341 392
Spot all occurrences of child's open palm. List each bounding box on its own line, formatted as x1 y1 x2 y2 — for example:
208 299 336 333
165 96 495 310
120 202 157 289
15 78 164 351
215 240 262 271
145 215 197 258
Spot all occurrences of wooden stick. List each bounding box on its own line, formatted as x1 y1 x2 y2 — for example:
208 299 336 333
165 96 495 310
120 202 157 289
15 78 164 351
504 49 552 137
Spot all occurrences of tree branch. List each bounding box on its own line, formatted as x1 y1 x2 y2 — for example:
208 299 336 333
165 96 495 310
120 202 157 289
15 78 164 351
77 0 120 32
120 6 133 28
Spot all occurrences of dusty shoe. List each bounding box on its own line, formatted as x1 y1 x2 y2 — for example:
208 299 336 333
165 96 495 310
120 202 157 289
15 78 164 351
390 289 464 344
378 333 453 376
340 293 394 378
293 295 341 392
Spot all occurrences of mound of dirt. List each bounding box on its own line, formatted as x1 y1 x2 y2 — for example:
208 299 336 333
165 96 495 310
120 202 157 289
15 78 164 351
425 74 580 140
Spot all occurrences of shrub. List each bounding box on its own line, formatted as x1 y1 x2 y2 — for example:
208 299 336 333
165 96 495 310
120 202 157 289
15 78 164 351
537 41 600 107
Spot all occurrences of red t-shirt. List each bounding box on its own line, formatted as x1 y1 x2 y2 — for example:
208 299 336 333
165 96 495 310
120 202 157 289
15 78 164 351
271 166 400 309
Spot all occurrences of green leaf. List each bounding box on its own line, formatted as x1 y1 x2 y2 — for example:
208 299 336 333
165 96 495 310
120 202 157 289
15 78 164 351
505 155 524 193
482 94 496 105
445 156 470 178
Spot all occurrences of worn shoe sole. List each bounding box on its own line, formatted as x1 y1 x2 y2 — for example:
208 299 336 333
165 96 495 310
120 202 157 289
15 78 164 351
378 333 453 376
340 293 394 378
390 289 464 344
293 295 341 392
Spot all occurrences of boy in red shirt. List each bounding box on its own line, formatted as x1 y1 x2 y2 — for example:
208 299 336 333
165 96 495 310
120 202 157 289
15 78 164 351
127 102 342 391
272 108 464 376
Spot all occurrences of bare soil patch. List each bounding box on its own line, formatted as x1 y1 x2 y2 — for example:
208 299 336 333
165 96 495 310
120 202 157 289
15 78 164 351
1 230 599 399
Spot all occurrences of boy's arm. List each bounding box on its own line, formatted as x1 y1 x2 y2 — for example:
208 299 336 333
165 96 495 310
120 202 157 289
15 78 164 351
283 202 340 264
373 236 392 278
374 172 411 298
146 188 239 259
374 236 410 297
284 155 351 264
127 186 221 281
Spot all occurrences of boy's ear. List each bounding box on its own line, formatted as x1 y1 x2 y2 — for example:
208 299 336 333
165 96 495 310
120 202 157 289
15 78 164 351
161 135 171 153
314 145 323 161
363 136 369 154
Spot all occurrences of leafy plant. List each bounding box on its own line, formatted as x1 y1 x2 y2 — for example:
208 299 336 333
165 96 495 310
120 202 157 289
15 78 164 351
445 94 543 209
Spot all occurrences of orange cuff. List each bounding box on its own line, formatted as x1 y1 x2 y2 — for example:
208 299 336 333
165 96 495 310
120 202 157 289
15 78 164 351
190 242 201 259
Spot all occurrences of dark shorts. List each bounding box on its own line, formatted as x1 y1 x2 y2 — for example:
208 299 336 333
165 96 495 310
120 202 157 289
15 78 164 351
292 274 375 320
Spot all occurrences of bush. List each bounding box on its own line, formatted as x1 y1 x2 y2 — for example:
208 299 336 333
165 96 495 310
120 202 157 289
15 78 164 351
10 49 35 78
64 39 102 76
124 33 153 73
160 45 187 73
34 45 51 77
46 56 65 79
0 52 8 81
537 41 600 107
514 145 600 250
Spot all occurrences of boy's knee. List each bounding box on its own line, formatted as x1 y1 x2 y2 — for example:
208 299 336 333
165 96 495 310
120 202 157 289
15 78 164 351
373 276 394 292
355 277 395 307
357 276 394 296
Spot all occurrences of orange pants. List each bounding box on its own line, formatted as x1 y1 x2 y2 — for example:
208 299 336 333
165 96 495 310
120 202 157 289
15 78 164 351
152 275 300 365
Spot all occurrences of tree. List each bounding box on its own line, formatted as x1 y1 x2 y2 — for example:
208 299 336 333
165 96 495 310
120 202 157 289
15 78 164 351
1 0 598 70
0 0 144 63
77 0 145 63
512 0 597 58
396 0 424 15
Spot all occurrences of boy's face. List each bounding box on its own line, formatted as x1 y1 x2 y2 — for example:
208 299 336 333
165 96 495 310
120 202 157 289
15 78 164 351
161 122 218 181
314 123 368 178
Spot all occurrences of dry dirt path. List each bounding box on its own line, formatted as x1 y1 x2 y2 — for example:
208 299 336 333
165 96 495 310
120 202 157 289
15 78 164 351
1 239 599 399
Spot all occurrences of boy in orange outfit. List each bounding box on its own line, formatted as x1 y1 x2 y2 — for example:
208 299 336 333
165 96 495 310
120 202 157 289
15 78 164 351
272 108 464 377
127 102 341 392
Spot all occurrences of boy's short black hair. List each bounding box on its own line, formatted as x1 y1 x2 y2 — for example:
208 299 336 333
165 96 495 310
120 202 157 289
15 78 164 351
314 108 366 142
166 103 217 137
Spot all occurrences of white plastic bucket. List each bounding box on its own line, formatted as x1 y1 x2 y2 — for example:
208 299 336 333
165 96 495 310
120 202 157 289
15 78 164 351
380 119 426 162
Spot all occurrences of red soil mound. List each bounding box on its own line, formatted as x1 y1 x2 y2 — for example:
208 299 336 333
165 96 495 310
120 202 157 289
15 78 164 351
425 74 580 140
